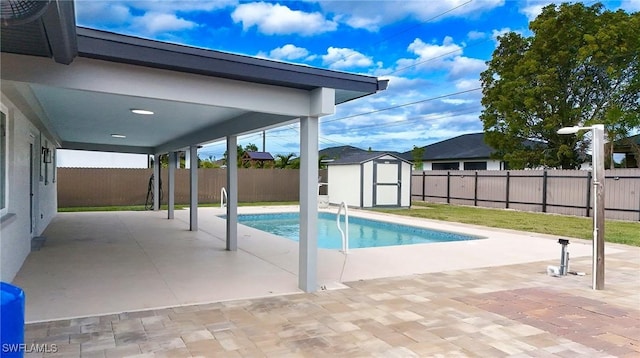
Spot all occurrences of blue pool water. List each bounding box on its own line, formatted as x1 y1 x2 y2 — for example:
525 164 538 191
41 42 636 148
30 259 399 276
234 212 482 249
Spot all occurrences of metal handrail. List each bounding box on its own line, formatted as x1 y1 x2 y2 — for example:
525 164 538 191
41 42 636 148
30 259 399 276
336 201 349 254
221 187 227 208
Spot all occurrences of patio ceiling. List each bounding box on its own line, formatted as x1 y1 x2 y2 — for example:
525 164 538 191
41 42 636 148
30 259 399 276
1 4 387 155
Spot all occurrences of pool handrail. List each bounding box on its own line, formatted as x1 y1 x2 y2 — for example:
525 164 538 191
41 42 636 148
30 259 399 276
221 187 227 208
336 201 349 254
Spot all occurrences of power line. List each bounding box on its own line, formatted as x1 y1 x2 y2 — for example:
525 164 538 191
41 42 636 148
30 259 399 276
321 87 481 124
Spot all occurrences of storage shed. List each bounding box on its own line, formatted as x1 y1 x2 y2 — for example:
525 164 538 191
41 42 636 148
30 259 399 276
327 152 412 208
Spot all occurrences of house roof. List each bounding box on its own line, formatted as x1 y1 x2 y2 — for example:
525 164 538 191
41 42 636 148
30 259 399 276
329 152 410 165
319 145 367 159
243 152 274 161
401 133 493 161
612 134 640 150
0 1 387 155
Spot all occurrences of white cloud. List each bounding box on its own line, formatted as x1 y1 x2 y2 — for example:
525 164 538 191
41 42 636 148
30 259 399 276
75 1 234 35
467 30 486 40
393 37 464 73
317 0 505 31
124 0 237 13
231 2 337 36
519 1 553 21
322 47 374 70
132 12 198 35
449 56 487 80
408 37 461 63
75 2 132 26
269 44 310 60
620 0 640 12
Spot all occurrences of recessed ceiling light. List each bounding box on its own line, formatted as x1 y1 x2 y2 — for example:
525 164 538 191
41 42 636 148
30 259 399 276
111 134 126 138
131 109 154 115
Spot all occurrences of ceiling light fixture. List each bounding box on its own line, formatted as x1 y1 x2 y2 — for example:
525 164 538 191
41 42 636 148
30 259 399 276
130 109 154 115
111 134 126 138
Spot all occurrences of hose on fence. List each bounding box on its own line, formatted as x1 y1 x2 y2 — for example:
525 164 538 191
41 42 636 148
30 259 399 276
144 174 163 210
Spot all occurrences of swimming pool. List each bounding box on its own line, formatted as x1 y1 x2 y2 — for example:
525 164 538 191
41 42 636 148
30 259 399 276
234 212 482 249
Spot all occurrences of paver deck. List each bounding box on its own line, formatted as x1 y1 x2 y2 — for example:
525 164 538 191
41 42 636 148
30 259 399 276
23 248 640 357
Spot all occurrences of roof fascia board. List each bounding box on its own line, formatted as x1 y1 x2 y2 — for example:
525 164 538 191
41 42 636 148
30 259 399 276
61 141 153 154
154 112 295 154
76 28 384 97
1 54 313 117
41 0 78 64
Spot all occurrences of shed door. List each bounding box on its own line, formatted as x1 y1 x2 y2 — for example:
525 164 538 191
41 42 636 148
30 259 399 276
373 160 401 206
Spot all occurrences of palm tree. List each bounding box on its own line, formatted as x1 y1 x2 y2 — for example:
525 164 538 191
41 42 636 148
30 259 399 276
275 153 295 169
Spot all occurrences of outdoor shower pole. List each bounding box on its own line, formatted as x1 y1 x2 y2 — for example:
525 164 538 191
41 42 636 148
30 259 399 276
592 125 605 290
558 124 605 290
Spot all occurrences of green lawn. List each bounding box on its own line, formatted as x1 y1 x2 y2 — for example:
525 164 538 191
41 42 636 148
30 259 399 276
375 202 640 247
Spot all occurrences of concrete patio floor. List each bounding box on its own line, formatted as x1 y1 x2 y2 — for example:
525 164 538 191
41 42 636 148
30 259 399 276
12 206 640 356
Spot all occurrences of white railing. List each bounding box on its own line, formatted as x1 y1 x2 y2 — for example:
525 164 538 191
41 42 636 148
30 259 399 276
220 187 227 208
336 201 349 254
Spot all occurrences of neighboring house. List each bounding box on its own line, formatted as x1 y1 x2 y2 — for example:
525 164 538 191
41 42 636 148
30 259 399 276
319 145 367 160
405 133 507 170
608 134 640 168
57 149 149 168
241 151 274 167
0 0 387 291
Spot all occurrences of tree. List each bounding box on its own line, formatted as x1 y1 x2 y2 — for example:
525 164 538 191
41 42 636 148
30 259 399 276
411 145 425 170
275 153 295 169
480 3 639 169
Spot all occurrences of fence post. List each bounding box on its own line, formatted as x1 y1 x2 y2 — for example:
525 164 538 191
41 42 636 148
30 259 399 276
505 171 510 209
585 171 592 217
542 170 548 213
474 171 478 206
422 171 426 201
446 171 451 204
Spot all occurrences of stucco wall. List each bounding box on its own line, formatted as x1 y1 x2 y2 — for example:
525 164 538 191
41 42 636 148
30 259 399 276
1 93 57 282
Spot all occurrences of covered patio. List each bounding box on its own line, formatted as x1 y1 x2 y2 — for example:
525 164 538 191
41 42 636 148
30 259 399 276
14 206 623 323
1 0 387 292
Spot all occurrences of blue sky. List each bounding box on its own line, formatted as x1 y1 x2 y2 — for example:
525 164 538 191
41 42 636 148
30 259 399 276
75 0 640 160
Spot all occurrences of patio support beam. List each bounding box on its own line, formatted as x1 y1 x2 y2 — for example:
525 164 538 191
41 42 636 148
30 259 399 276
299 116 319 292
226 135 238 251
153 154 160 211
189 145 198 231
167 151 177 219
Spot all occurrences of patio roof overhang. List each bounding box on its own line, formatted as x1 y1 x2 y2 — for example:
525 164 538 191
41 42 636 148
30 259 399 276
1 4 387 154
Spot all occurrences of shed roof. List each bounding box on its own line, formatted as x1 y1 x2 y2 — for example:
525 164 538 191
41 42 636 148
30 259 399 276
329 152 410 165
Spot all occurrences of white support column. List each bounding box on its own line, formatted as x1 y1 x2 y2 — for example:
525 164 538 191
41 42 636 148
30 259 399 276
153 154 160 211
226 136 238 251
167 151 176 219
185 150 191 169
189 146 198 231
299 116 319 292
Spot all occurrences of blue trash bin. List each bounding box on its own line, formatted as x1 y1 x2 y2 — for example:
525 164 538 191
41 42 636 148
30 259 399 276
1 282 25 357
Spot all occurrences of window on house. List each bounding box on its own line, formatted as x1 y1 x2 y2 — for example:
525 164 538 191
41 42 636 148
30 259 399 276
463 161 487 170
432 162 460 170
1 111 7 215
